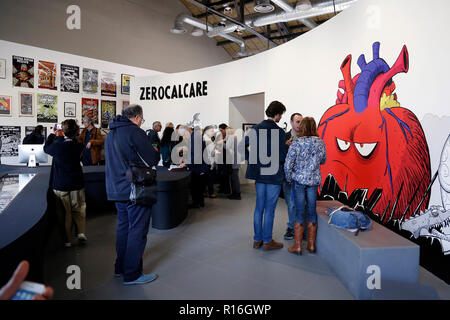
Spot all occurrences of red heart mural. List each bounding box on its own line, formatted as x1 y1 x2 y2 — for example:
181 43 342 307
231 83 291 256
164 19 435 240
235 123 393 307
318 42 431 223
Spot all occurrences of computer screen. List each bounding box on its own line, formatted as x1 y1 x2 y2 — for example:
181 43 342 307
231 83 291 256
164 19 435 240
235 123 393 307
18 144 48 164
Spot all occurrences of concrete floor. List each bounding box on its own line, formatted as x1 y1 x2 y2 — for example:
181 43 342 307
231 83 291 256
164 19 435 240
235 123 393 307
44 184 450 300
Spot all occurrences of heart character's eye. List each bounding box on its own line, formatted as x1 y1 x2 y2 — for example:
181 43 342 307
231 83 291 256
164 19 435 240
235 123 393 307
336 138 351 151
354 142 378 158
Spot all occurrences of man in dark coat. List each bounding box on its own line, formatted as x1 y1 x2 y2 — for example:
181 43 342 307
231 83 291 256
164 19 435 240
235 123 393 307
244 101 287 251
104 104 160 286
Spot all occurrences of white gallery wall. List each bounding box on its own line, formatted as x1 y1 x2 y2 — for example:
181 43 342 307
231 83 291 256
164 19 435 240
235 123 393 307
132 0 450 206
0 39 162 164
0 0 231 73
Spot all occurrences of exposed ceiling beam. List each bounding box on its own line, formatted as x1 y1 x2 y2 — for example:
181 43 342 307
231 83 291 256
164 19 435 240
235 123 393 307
215 20 326 46
217 30 307 46
194 0 253 19
184 0 278 47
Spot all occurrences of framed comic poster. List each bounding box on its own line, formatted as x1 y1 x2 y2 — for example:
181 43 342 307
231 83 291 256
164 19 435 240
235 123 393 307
101 71 117 97
18 92 34 117
81 98 99 124
101 100 116 127
0 126 21 156
82 68 98 94
12 55 34 88
61 64 80 93
0 95 12 116
64 102 76 118
0 58 6 79
122 99 129 110
25 126 47 138
121 74 133 95
37 94 58 123
242 123 256 133
38 60 57 90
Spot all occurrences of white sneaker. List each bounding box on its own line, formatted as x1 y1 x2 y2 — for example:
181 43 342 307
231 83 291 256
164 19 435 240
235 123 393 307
78 233 87 242
64 242 72 247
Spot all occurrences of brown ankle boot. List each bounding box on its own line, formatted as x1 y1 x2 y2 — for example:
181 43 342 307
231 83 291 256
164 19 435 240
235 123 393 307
262 239 283 250
307 222 318 253
288 222 304 255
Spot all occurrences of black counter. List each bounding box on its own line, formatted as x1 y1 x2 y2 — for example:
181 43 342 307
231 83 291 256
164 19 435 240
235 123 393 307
0 164 190 286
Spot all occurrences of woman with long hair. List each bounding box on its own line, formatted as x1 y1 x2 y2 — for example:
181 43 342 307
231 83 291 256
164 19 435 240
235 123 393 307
284 117 326 255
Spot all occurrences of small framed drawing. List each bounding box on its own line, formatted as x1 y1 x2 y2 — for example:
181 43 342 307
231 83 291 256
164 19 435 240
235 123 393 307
0 58 6 79
242 123 256 133
0 95 12 116
121 74 133 95
18 92 34 117
64 102 76 118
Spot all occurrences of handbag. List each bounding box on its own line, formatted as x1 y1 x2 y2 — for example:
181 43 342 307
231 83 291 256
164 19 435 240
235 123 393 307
113 132 158 207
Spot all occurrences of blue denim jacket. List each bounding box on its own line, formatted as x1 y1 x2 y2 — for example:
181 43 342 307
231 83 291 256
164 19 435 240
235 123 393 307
284 136 326 186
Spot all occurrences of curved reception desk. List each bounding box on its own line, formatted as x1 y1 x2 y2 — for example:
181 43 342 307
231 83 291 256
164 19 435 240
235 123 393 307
0 164 190 287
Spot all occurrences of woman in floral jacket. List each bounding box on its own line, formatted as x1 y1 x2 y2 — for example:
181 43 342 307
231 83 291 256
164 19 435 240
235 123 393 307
284 117 326 255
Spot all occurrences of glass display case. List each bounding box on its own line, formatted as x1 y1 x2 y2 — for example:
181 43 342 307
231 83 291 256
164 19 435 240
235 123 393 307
0 173 36 215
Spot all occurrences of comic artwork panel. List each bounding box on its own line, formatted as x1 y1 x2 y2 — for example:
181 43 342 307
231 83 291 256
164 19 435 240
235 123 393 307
64 102 76 118
83 68 98 94
81 98 99 124
0 58 6 79
36 94 58 123
61 64 80 93
0 95 12 116
121 74 133 95
12 56 34 88
101 72 117 97
18 92 34 117
38 60 57 90
0 126 21 156
101 100 116 128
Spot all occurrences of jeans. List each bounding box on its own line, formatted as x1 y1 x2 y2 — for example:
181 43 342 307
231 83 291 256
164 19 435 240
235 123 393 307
253 182 282 243
292 182 318 224
282 181 296 229
114 201 152 282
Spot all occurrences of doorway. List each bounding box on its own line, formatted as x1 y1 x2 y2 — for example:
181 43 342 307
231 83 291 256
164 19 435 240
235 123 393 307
229 92 265 184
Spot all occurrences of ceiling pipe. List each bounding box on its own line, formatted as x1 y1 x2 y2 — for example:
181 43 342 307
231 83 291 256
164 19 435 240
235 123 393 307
206 0 355 38
184 0 277 46
271 0 317 29
251 0 358 27
172 13 247 55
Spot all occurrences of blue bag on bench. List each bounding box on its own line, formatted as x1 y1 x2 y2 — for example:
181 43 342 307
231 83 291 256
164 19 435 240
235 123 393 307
326 206 372 236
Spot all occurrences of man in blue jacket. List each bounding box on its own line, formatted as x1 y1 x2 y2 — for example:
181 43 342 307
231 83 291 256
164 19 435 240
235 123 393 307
104 104 160 286
244 101 287 250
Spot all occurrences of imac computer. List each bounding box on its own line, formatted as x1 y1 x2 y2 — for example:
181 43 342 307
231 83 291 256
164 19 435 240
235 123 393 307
18 145 48 167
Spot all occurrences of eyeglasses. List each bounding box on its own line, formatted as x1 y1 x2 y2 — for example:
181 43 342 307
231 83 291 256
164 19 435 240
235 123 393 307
141 117 145 124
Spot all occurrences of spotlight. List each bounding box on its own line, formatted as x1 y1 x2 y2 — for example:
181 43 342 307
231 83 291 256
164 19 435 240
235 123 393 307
254 0 274 13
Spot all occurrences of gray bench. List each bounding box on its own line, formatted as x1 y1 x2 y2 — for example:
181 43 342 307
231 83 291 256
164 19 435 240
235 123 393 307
315 200 420 300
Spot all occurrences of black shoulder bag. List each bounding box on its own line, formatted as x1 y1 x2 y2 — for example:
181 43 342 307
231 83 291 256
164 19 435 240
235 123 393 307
113 131 158 207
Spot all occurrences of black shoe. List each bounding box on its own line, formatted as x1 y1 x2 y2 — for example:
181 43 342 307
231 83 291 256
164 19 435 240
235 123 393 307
284 228 294 240
227 193 241 200
188 204 201 209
